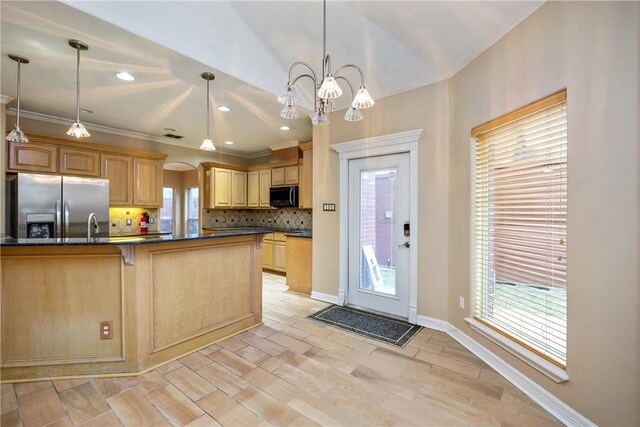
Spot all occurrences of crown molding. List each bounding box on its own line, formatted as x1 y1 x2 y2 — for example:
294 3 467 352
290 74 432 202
6 108 268 159
268 140 300 151
1 94 14 105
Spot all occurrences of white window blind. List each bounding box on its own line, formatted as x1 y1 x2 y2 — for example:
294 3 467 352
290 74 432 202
471 91 567 368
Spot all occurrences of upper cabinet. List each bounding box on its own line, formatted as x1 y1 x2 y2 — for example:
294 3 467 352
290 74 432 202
7 141 58 174
231 170 248 208
133 158 163 207
205 167 247 209
247 171 260 208
101 154 133 206
299 143 313 209
259 169 272 208
271 166 299 186
59 147 100 177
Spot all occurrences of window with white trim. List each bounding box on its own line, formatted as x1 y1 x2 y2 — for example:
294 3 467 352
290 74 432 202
471 90 567 368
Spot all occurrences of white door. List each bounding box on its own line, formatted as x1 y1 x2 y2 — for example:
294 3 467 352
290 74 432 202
348 153 410 318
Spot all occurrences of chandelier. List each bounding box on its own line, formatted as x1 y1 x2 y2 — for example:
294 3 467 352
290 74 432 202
277 0 374 126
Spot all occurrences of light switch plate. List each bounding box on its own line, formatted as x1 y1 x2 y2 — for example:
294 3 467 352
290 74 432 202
458 296 465 310
323 203 336 212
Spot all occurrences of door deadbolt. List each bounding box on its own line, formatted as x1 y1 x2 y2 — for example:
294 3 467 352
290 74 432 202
397 241 410 248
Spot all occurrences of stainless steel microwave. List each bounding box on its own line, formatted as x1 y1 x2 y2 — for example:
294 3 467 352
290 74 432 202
270 186 298 208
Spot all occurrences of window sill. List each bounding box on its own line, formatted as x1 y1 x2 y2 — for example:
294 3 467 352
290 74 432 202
465 317 569 383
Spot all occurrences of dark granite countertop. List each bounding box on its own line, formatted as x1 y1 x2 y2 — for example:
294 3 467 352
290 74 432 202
0 229 272 247
284 230 312 238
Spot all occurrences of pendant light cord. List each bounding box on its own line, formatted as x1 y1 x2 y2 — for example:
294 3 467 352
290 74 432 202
206 79 210 138
75 47 80 123
16 61 21 128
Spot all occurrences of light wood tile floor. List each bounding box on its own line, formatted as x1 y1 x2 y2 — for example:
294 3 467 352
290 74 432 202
1 273 561 426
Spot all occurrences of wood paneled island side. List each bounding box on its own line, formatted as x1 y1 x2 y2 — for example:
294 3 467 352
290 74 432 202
0 231 267 382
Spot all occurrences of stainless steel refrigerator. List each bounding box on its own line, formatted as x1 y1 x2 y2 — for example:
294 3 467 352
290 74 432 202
6 173 109 238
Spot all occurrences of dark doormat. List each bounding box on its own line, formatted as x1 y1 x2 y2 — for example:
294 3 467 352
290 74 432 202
308 305 422 347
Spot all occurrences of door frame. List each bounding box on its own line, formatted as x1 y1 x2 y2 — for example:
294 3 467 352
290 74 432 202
330 129 423 323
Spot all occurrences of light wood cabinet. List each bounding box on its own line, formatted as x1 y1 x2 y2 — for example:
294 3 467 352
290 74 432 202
259 169 272 208
59 147 100 177
213 168 232 207
262 232 287 273
231 170 247 208
271 166 299 186
7 141 58 173
134 158 163 207
299 144 313 209
286 236 312 294
101 154 133 206
247 171 260 208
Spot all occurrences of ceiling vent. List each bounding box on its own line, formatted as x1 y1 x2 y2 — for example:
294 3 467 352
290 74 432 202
163 133 184 139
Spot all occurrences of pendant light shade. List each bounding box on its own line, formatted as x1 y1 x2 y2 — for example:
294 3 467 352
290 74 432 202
200 72 216 151
277 82 299 106
344 105 364 122
5 54 30 143
351 85 375 109
311 109 329 126
317 75 342 100
66 40 90 139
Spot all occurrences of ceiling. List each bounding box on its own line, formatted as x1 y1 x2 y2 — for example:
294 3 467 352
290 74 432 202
1 1 543 156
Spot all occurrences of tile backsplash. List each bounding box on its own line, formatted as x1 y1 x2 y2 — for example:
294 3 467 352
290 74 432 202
202 208 312 230
109 207 159 235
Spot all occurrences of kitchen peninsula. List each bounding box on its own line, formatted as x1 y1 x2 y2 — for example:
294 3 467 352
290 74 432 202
0 230 269 382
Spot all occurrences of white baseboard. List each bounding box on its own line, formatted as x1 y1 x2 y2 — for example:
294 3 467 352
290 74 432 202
416 316 595 426
310 291 339 305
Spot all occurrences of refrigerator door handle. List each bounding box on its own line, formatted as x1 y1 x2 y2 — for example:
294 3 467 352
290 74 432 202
55 200 62 238
64 201 70 238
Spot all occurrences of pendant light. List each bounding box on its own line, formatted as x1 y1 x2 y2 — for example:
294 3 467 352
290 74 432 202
278 0 374 125
200 72 216 151
66 39 90 138
5 54 30 143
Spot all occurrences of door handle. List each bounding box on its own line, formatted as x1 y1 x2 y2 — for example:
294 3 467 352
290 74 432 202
397 241 410 248
55 200 62 238
64 201 70 238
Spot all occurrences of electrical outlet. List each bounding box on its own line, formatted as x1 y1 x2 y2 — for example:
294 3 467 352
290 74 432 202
100 321 113 340
458 296 465 310
126 218 132 226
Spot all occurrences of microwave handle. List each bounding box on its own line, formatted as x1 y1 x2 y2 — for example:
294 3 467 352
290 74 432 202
55 199 62 238
289 186 293 205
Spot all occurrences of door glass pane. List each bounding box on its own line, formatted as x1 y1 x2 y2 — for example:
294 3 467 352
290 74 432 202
160 188 174 233
359 169 397 295
186 187 199 234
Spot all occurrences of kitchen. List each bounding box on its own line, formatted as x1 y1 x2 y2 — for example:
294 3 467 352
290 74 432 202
1 1 639 426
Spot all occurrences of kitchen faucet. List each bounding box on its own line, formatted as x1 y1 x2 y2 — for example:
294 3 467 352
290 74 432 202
87 213 99 239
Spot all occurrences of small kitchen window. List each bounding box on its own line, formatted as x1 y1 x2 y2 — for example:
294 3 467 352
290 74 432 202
186 187 199 234
469 90 568 380
160 187 174 233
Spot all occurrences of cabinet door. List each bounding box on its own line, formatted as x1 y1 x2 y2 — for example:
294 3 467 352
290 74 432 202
231 170 247 208
213 168 232 207
274 242 287 272
134 158 163 207
101 154 133 206
59 148 100 177
7 141 58 173
247 171 260 208
271 167 284 186
262 241 274 269
259 169 272 208
284 166 299 185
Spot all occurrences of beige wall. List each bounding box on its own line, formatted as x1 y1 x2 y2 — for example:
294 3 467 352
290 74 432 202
312 81 451 320
1 102 7 236
448 2 639 425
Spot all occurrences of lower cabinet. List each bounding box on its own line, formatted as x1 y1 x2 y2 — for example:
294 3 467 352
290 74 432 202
262 232 286 273
286 237 312 294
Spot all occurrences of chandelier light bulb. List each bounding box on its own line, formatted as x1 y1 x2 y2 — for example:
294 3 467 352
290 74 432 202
280 104 300 120
352 85 375 109
200 137 216 151
311 109 330 126
67 121 91 138
277 83 299 106
344 105 364 122
317 75 342 100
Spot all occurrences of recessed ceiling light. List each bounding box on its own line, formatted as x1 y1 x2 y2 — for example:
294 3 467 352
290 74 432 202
116 71 135 81
279 125 290 131
217 105 231 112
224 140 234 145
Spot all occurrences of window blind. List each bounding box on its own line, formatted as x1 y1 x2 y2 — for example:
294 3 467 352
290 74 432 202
471 91 567 367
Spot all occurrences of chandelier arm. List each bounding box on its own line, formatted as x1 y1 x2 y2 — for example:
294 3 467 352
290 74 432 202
334 64 365 87
288 61 317 84
292 73 319 110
